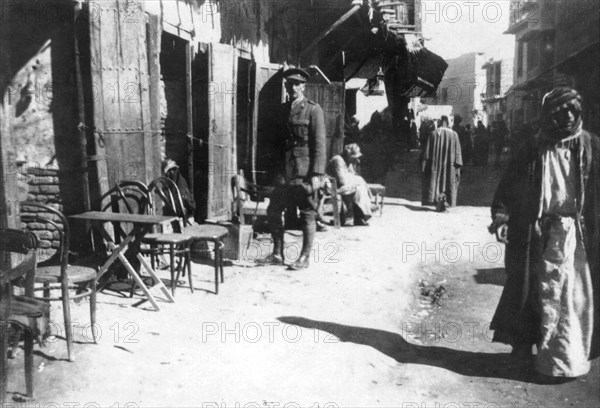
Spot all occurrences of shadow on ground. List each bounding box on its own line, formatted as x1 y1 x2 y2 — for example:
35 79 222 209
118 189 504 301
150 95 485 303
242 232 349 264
399 204 436 212
278 316 560 385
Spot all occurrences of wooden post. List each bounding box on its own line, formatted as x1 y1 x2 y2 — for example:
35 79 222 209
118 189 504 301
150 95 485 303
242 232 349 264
147 13 162 182
0 17 17 231
0 15 13 404
74 4 91 213
186 42 194 195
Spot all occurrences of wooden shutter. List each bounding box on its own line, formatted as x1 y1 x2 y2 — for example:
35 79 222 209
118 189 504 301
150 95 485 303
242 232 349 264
305 82 345 159
88 0 157 203
207 43 235 220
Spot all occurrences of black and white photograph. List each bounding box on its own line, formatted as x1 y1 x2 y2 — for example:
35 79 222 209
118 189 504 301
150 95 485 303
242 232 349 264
0 0 599 406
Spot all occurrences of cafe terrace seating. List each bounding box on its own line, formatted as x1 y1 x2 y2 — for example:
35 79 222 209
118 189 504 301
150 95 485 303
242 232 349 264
20 201 98 362
0 229 48 401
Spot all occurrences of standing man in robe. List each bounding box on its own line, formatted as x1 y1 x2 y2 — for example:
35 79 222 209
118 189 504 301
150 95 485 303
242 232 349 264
489 87 599 379
420 115 463 211
260 68 327 270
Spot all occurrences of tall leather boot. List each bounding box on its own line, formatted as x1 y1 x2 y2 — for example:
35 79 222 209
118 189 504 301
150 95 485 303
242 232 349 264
271 228 285 264
290 211 316 270
255 227 284 265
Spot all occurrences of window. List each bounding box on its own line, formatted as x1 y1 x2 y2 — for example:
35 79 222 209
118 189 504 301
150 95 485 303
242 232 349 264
394 0 416 26
527 39 539 71
495 63 502 94
517 41 524 76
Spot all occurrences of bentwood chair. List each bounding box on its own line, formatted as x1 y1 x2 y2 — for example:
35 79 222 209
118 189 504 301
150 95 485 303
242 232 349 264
93 180 156 286
141 178 193 295
148 177 228 294
1 229 48 401
232 170 272 226
20 201 98 362
98 180 154 244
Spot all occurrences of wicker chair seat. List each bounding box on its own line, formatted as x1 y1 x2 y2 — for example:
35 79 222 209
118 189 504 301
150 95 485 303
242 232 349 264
35 264 97 285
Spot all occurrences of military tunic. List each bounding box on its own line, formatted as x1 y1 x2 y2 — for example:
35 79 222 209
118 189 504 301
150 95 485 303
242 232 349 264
281 98 327 181
268 97 327 229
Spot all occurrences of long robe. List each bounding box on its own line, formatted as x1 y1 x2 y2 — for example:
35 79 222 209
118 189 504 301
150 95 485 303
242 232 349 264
421 127 463 207
490 130 600 374
327 155 373 220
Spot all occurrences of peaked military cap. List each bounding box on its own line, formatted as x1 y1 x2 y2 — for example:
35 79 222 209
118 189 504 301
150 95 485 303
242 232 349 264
283 67 310 83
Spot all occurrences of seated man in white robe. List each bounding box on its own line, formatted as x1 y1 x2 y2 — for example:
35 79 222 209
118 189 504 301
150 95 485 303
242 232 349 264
326 143 374 226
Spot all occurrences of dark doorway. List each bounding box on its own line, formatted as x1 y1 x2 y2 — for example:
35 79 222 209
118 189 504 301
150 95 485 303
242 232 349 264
236 57 253 179
254 65 284 186
160 32 190 180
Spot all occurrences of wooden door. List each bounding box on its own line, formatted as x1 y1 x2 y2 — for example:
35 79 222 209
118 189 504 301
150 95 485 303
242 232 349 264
305 82 345 159
207 43 235 220
253 62 283 185
88 0 158 204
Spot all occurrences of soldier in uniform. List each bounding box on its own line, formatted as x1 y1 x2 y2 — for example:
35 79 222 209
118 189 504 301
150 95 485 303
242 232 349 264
262 67 327 270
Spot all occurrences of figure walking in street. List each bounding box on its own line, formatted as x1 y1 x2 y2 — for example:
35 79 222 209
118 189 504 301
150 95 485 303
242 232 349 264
418 117 436 150
489 87 600 379
473 120 490 166
327 143 374 226
463 123 474 165
493 120 510 166
260 68 327 270
453 115 470 165
420 115 463 211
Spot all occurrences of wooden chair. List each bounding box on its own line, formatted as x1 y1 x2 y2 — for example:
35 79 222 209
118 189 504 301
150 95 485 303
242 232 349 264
97 180 192 296
141 178 193 295
318 176 341 229
98 180 154 244
20 201 98 362
1 229 48 401
232 170 272 226
367 183 386 216
148 177 228 294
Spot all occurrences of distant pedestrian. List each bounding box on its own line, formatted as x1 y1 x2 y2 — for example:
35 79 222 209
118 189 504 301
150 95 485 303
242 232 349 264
420 115 463 211
419 117 435 149
493 120 509 166
489 87 600 379
453 115 470 166
463 123 474 165
344 115 360 145
473 120 489 166
410 119 419 149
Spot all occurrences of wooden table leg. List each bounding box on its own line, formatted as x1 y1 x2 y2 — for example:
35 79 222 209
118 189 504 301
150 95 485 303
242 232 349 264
115 251 161 311
137 254 175 303
94 223 167 311
95 228 136 281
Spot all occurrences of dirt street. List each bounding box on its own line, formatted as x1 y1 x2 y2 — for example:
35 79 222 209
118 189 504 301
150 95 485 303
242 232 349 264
5 151 599 408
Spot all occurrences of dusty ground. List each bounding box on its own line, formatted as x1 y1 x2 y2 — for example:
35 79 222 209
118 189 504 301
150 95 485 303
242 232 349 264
5 151 600 408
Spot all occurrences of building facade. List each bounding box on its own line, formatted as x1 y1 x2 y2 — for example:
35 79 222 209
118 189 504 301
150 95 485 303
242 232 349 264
504 0 599 135
0 0 364 230
425 52 487 126
481 58 514 126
